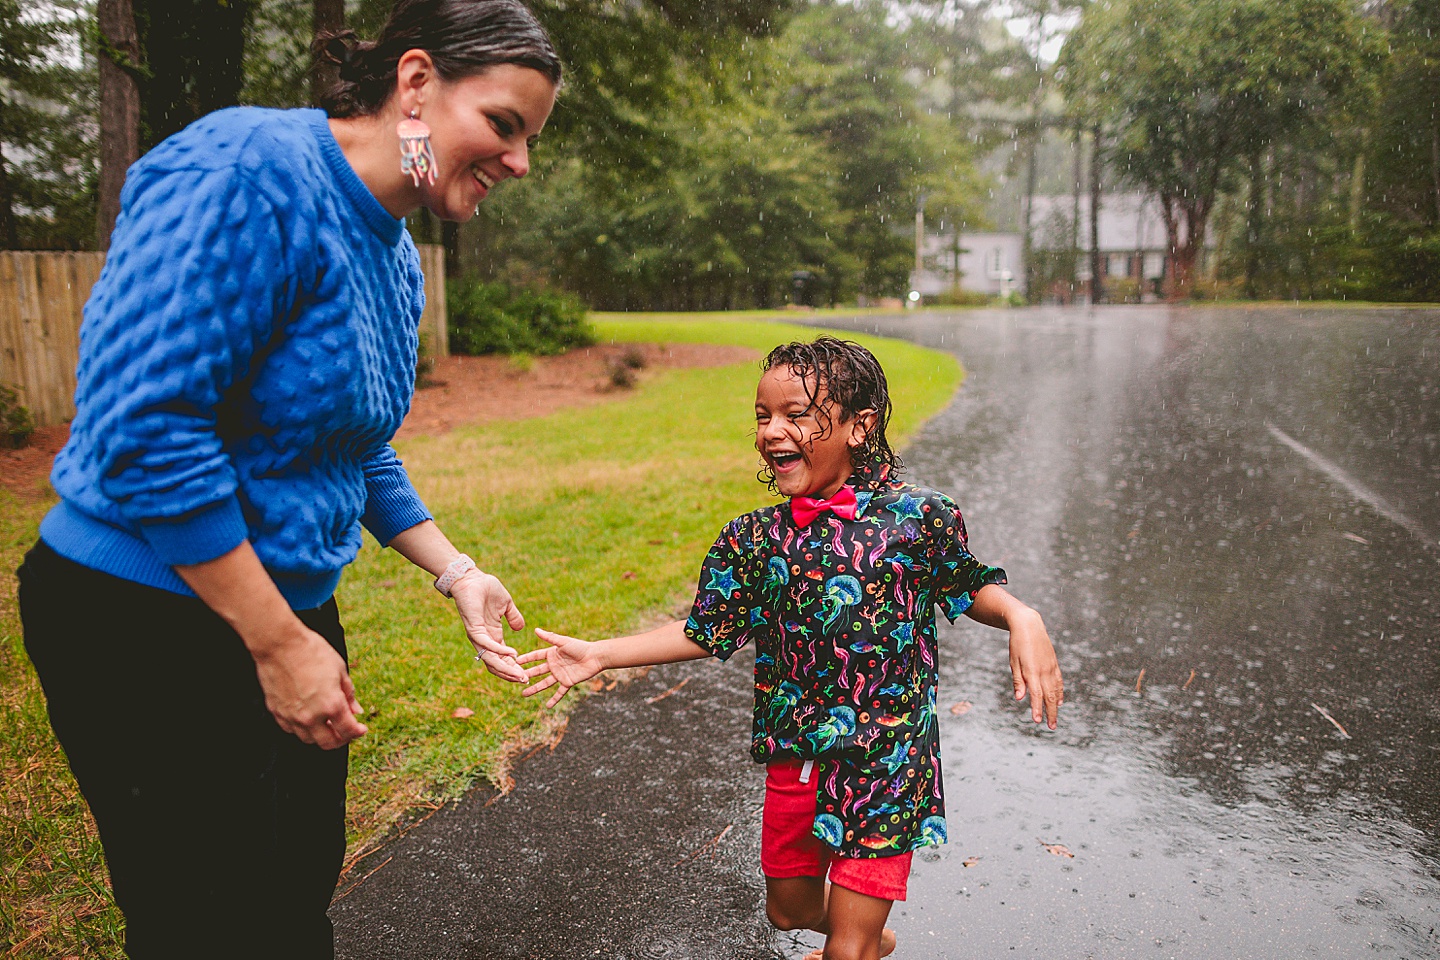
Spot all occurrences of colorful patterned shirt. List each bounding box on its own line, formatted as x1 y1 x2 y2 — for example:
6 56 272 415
684 463 1006 859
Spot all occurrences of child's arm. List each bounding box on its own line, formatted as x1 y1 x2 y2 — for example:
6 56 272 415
965 584 1064 730
517 621 709 708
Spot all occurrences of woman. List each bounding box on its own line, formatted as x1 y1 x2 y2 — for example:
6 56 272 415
17 1 561 956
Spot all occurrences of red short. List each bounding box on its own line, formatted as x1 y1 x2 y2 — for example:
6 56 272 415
760 760 911 902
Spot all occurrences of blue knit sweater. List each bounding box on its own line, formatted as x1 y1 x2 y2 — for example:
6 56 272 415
43 107 432 610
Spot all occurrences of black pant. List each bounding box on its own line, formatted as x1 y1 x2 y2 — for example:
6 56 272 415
18 541 348 960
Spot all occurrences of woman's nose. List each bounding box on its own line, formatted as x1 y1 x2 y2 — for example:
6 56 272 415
504 144 530 180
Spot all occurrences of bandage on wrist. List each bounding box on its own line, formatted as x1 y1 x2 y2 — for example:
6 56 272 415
434 554 477 598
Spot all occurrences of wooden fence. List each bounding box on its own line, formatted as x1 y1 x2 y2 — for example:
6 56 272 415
0 244 448 429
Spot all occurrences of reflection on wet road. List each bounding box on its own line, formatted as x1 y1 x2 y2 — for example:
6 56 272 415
333 306 1439 960
812 306 1439 959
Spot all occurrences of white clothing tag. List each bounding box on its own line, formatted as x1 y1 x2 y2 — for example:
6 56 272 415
799 759 815 784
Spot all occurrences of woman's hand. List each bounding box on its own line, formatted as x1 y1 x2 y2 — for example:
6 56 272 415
251 625 369 749
174 541 366 750
517 628 606 708
450 569 527 682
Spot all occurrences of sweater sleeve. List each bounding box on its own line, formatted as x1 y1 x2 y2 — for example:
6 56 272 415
82 162 299 566
360 443 432 546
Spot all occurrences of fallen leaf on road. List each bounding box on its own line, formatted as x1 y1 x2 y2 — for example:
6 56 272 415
962 856 981 868
950 701 973 716
1342 532 1369 544
451 707 474 719
588 678 606 691
1040 840 1074 858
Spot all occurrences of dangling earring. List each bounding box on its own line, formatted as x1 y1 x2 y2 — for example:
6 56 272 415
397 110 437 187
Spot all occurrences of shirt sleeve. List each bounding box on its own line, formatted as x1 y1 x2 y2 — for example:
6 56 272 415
86 163 300 566
360 443 433 546
930 494 1007 622
683 514 773 661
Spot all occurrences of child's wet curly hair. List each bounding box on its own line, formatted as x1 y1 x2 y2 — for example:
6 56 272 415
759 337 903 493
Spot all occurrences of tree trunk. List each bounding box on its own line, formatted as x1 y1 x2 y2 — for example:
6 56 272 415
1244 147 1264 300
97 0 141 250
0 147 19 248
311 0 345 108
1089 125 1103 304
1163 201 1206 302
442 220 461 279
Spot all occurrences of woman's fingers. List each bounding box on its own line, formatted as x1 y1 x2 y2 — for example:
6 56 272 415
472 632 520 660
341 672 365 718
505 598 525 632
479 651 526 682
515 649 548 665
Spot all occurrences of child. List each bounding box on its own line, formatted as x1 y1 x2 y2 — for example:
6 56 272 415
519 337 1063 960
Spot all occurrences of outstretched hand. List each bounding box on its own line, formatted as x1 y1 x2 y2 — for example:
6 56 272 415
517 628 605 708
1008 611 1063 730
450 570 527 682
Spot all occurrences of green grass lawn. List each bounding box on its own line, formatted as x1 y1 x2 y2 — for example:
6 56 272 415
0 316 959 957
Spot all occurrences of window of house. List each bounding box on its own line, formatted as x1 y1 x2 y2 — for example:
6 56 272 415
1107 253 1130 277
1143 253 1165 279
987 247 1006 278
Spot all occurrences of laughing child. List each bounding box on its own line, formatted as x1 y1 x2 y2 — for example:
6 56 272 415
519 337 1063 960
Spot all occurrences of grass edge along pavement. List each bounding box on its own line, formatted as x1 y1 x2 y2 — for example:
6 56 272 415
0 316 960 957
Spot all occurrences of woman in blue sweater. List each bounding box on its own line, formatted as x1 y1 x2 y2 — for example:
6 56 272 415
16 1 560 956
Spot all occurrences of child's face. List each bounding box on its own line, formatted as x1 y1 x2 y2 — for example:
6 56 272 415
755 365 871 499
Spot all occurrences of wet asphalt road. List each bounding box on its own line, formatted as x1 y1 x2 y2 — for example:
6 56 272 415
332 306 1440 959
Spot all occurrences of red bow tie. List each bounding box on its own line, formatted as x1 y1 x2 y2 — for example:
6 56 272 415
791 486 859 527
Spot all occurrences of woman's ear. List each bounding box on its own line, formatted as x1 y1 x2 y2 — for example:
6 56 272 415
848 409 877 448
394 48 436 113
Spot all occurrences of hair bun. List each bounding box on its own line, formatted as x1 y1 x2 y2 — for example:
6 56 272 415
316 28 373 79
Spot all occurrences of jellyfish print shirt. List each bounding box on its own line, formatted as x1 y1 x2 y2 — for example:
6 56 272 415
683 464 1006 859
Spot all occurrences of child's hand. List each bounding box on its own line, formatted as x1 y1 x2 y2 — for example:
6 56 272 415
1008 610 1064 729
517 628 605 708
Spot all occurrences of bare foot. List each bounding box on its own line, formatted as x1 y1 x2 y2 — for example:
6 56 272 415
803 929 896 960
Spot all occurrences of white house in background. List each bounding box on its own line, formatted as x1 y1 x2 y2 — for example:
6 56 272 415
914 192 1185 301
914 231 1023 298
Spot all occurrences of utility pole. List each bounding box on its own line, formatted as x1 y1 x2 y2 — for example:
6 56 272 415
1089 124 1104 304
913 190 928 302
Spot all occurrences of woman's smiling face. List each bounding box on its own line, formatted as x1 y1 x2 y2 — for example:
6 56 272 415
417 63 557 221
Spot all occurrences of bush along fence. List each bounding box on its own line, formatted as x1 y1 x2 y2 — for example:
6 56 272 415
0 246 453 430
446 278 594 357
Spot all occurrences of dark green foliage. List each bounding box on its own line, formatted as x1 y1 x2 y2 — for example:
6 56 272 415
0 382 34 446
446 279 593 356
134 0 250 149
0 0 96 250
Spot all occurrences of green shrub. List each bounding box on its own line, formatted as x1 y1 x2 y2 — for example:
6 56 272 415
926 287 992 307
446 280 595 356
0 384 34 448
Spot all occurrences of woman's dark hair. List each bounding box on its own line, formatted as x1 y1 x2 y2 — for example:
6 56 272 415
759 337 903 491
315 0 562 118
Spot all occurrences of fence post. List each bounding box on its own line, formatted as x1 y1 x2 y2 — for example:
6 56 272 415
416 243 449 358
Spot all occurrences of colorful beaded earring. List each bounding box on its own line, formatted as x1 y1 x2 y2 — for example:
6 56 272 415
397 110 437 187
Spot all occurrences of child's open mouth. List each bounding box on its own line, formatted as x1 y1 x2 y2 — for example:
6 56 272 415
770 451 803 472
